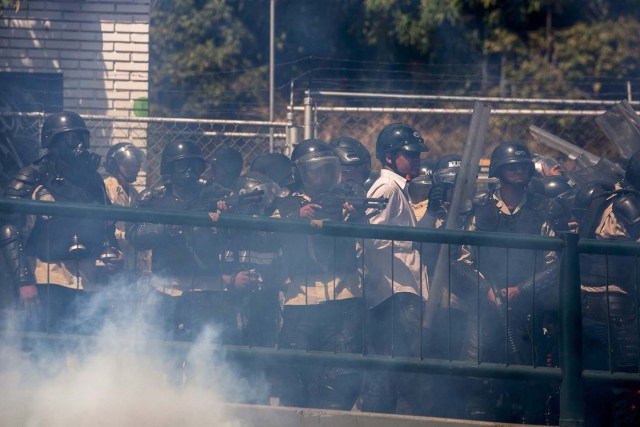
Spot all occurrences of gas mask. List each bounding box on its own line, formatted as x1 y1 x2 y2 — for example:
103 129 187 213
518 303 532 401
170 157 206 187
53 131 100 175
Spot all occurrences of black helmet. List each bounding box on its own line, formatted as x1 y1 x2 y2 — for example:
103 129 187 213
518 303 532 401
626 150 640 189
488 142 534 178
106 142 144 182
211 147 244 186
160 140 205 177
375 123 428 161
41 111 90 149
419 158 435 179
232 171 286 215
540 175 572 198
330 136 371 182
250 153 294 187
291 139 341 192
433 154 462 186
291 139 332 163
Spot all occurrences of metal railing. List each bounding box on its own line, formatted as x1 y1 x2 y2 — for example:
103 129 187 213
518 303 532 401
0 197 614 426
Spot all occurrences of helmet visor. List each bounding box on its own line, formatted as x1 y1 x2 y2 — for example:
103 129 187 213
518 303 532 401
433 168 459 186
55 130 90 150
297 155 341 193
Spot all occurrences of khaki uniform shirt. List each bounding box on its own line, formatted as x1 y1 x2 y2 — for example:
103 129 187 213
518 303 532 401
582 199 629 294
282 193 362 305
103 176 148 272
30 186 109 291
459 191 557 285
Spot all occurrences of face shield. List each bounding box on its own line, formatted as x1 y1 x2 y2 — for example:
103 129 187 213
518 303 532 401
296 153 341 194
235 180 288 216
115 149 144 184
433 167 460 186
533 155 565 177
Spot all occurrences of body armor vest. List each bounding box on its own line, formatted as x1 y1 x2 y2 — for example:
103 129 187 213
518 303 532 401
137 184 222 277
579 191 635 289
25 162 112 262
473 192 548 288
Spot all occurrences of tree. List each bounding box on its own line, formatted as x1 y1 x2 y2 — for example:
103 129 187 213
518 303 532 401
150 0 268 117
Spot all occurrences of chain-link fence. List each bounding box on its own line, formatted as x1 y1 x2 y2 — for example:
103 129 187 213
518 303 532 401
0 113 288 190
3 92 637 192
292 91 639 169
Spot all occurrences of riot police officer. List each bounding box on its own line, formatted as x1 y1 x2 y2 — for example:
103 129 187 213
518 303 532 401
277 139 364 411
361 123 430 415
1 111 121 333
250 152 295 189
103 142 145 271
457 142 566 422
330 135 371 186
222 171 285 346
578 151 640 427
131 140 232 341
209 146 244 189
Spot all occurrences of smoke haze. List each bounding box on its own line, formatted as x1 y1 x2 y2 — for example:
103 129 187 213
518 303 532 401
0 277 260 427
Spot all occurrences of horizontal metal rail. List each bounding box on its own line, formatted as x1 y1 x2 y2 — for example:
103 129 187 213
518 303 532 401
3 331 562 382
292 105 609 116
9 331 640 386
1 112 289 128
0 198 563 251
578 238 640 256
307 90 639 107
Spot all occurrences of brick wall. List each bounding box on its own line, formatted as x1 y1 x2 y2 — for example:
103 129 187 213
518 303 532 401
0 0 151 185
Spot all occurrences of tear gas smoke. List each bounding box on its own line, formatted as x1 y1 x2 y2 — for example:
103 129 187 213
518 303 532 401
0 276 265 427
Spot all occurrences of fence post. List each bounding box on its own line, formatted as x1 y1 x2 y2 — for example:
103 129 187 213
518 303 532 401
303 90 314 140
285 108 300 156
559 232 584 427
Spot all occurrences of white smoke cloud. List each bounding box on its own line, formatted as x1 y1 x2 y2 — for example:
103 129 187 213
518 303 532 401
0 277 263 427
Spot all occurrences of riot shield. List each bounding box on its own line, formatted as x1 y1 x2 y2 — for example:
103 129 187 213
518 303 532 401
595 100 640 159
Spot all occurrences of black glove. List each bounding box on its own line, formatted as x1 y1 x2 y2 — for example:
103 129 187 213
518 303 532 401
427 184 447 216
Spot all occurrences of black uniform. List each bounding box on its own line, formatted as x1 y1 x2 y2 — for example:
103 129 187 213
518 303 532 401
130 140 231 342
1 112 118 334
457 142 565 423
578 163 640 427
276 139 364 411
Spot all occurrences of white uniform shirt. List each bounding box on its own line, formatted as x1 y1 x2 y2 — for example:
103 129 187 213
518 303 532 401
364 169 429 308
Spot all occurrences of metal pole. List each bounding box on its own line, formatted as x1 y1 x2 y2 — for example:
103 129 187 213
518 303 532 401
268 0 275 153
304 89 313 139
303 89 314 140
285 80 298 155
559 232 584 427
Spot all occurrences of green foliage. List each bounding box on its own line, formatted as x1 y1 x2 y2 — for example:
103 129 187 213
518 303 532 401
150 0 267 117
149 0 640 118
